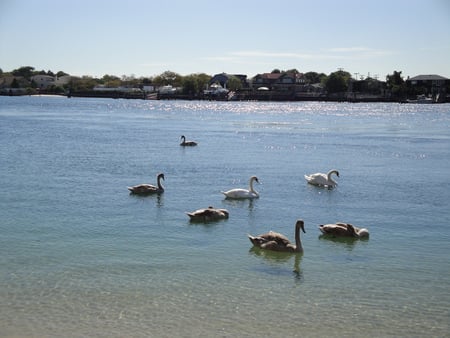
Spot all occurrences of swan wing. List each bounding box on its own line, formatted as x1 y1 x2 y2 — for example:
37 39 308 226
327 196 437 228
187 207 229 221
128 184 158 194
187 210 214 222
180 138 197 146
222 188 258 199
249 228 298 252
319 223 359 237
248 234 288 248
186 209 206 217
259 231 291 246
305 173 328 185
319 223 346 235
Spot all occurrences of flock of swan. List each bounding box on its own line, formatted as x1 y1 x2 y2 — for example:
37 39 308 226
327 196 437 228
127 136 369 254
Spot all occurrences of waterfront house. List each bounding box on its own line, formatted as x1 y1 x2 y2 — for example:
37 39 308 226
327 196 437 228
251 73 282 90
30 75 55 89
406 74 449 101
407 74 448 87
251 72 304 91
209 73 248 89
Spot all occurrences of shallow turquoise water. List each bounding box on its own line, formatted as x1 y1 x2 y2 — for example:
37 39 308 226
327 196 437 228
1 96 449 337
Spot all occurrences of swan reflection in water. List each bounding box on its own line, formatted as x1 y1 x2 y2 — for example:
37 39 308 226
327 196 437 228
222 196 256 212
249 247 303 282
129 192 164 209
318 231 369 253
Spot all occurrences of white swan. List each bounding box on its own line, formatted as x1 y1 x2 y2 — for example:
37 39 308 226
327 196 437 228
180 135 197 146
221 176 260 199
248 219 306 253
304 169 339 188
318 222 369 238
128 173 165 195
186 206 229 222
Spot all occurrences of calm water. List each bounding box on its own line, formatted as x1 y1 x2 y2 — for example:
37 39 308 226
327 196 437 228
1 96 449 337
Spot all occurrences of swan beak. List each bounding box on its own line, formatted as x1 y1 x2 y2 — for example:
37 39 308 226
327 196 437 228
297 220 306 233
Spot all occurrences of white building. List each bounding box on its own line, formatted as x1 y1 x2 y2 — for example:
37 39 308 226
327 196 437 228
30 75 74 88
30 75 54 89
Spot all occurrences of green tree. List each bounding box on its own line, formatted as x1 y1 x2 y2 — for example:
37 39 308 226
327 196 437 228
226 75 243 91
195 73 211 91
304 71 327 84
182 75 198 95
386 70 404 87
153 70 182 87
325 70 352 94
101 74 121 86
56 71 69 77
182 73 211 95
70 76 98 91
286 68 300 74
11 78 19 88
12 66 35 79
141 77 153 85
386 70 405 99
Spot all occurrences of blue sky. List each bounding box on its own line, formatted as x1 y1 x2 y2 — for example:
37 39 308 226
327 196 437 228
1 0 449 79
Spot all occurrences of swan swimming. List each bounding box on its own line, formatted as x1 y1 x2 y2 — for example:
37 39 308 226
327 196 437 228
128 172 165 195
180 135 197 146
248 219 306 253
186 206 229 222
221 176 260 199
318 222 369 238
304 169 339 188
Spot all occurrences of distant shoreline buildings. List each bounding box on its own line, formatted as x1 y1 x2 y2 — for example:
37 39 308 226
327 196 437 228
1 67 449 103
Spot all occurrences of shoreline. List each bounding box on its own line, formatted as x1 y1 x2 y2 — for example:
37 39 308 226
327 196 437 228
2 91 443 103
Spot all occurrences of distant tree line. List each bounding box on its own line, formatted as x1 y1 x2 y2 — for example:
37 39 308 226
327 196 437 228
1 66 447 101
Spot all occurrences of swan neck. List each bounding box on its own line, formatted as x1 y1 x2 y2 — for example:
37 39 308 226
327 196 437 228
157 176 164 189
249 177 256 193
327 171 337 184
327 171 333 180
294 223 303 253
